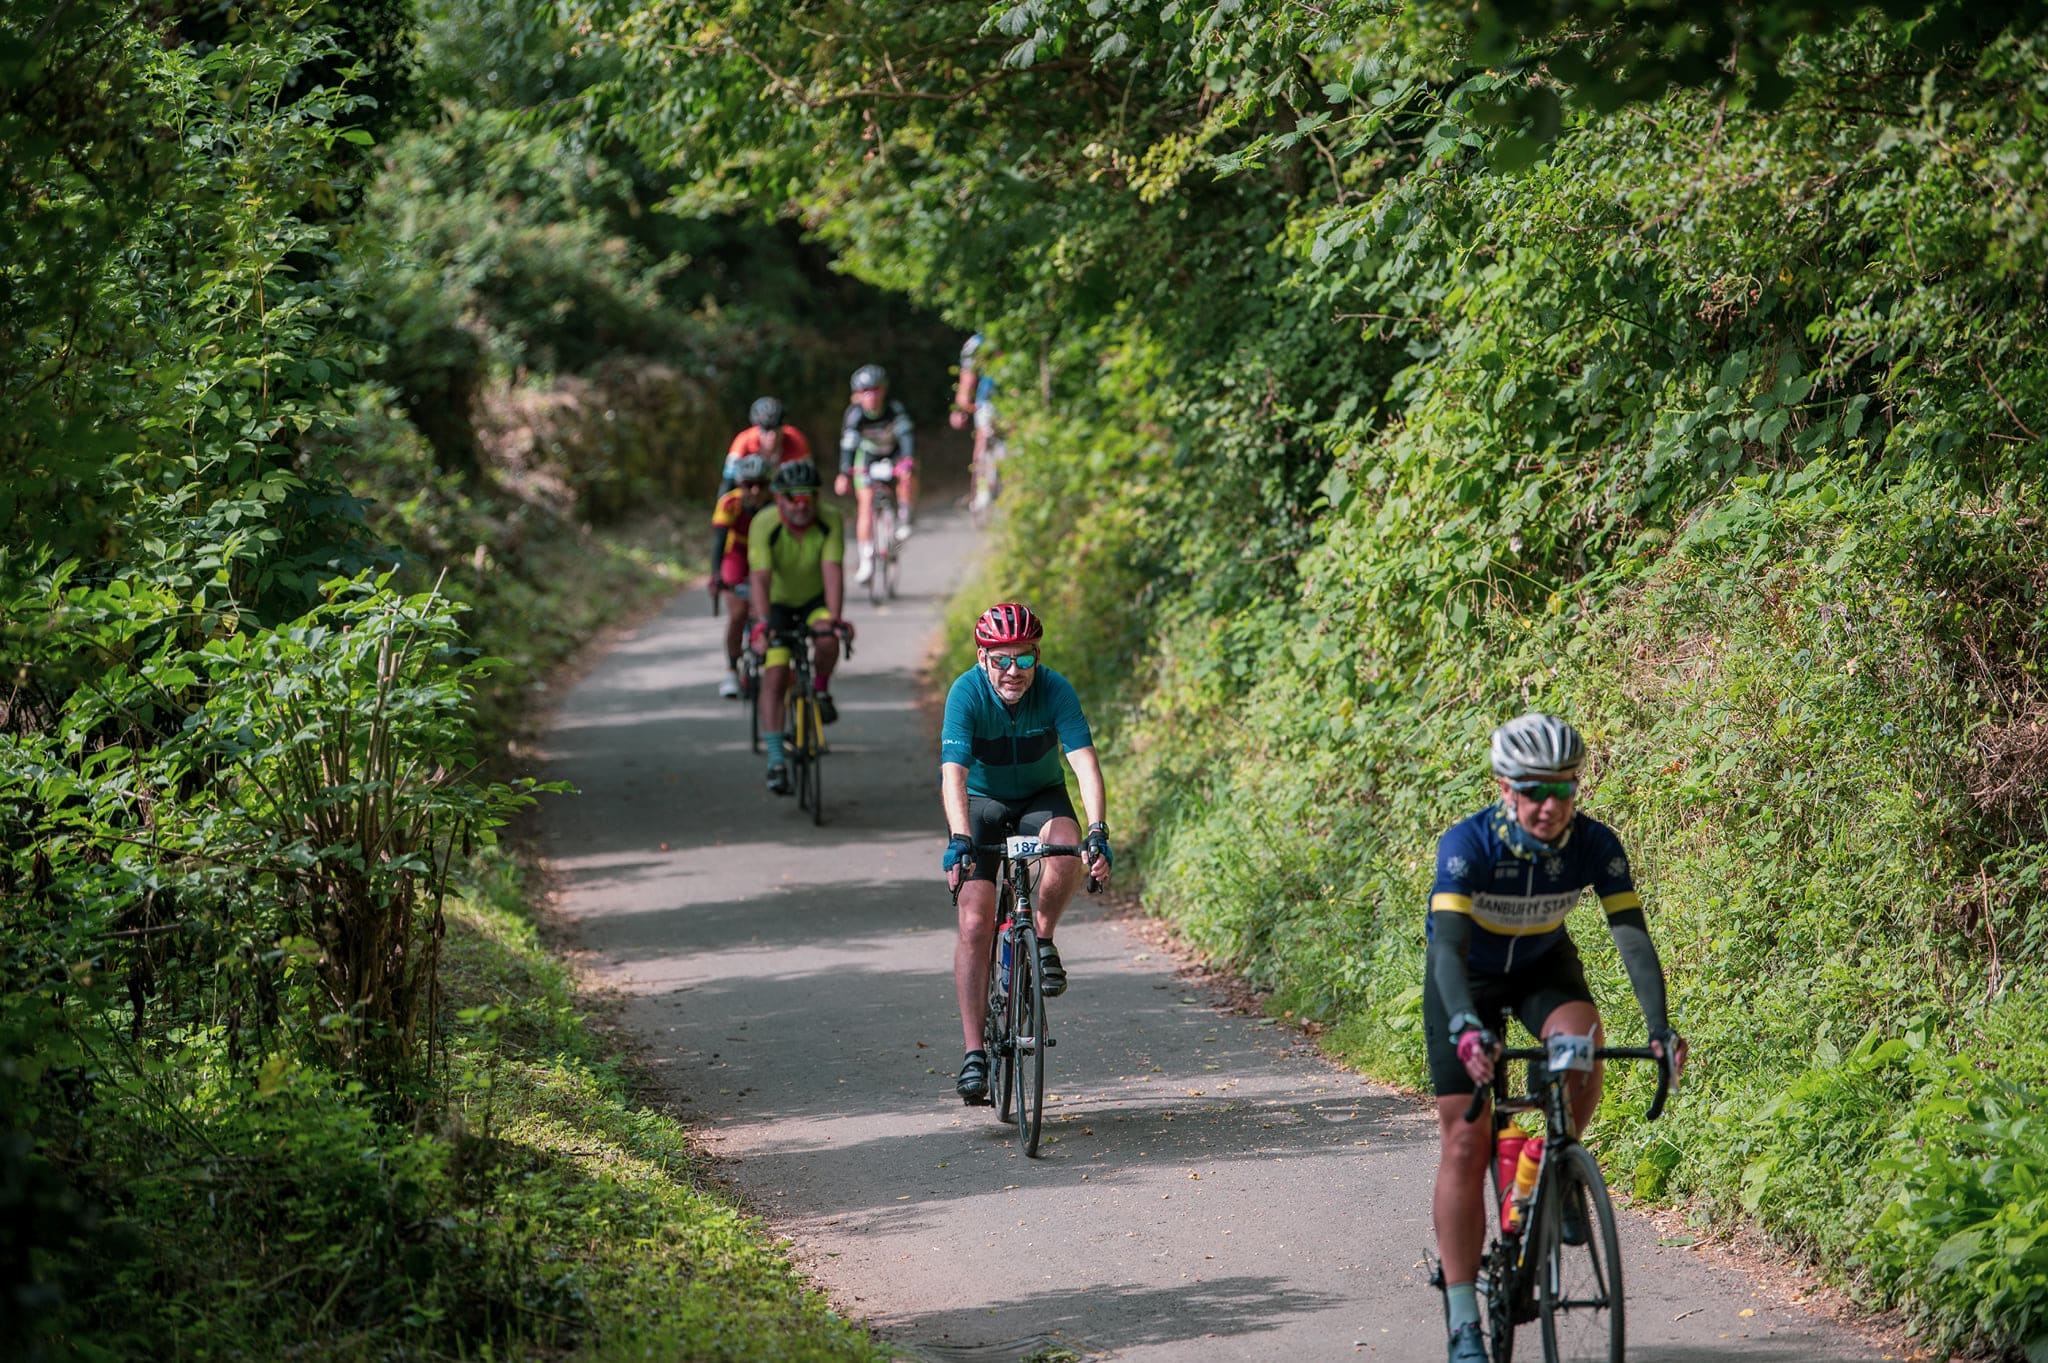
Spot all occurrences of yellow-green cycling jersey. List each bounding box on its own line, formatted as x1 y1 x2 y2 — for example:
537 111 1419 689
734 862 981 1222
747 503 846 607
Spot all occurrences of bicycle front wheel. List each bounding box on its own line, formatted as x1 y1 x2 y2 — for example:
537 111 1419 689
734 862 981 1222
869 497 893 606
987 917 1016 1123
788 696 814 813
807 712 825 827
1536 1142 1624 1363
1012 924 1047 1156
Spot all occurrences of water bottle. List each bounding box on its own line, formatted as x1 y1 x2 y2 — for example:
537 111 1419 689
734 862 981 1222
998 935 1012 993
1506 1142 1543 1231
1495 1131 1529 1228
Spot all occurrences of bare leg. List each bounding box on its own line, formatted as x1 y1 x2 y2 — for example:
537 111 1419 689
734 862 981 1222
955 880 998 1051
759 663 788 742
1029 815 1085 939
810 627 840 690
1540 1001 1604 1135
1434 1093 1492 1285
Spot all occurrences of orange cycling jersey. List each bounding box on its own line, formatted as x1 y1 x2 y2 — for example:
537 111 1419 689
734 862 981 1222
724 424 812 475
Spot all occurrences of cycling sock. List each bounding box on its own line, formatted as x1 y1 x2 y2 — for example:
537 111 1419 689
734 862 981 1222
1445 1282 1480 1332
765 732 785 765
813 675 829 694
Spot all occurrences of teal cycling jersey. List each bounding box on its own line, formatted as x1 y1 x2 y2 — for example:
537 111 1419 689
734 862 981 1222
940 665 1093 800
1428 805 1642 974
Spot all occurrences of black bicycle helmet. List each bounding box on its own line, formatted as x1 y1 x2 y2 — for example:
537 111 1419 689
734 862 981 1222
749 396 785 430
773 459 821 493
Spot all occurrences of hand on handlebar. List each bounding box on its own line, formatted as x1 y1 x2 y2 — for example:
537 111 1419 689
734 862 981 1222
1083 822 1112 891
1456 1026 1501 1086
748 619 770 654
1650 1026 1688 1090
943 834 975 896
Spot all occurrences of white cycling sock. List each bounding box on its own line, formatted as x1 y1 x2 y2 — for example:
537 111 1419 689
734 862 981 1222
1446 1281 1480 1331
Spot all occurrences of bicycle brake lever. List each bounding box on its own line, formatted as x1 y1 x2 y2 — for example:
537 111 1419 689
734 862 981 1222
1462 1087 1489 1124
1645 1048 1673 1122
1085 876 1101 895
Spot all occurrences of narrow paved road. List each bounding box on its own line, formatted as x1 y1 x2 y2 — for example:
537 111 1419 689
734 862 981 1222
536 502 1877 1362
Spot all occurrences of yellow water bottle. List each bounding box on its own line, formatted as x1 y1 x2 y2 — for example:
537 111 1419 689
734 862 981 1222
1506 1142 1542 1231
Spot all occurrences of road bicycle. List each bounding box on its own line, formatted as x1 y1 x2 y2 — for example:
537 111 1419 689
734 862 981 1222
966 836 1096 1157
864 452 903 605
1432 1033 1673 1363
770 622 850 826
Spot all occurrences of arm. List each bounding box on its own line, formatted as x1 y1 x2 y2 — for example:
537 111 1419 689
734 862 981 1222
1065 745 1110 884
1066 746 1107 828
822 512 845 620
823 562 844 622
746 515 774 642
1605 908 1671 1035
952 365 976 427
942 762 972 838
1427 911 1482 1028
894 405 914 462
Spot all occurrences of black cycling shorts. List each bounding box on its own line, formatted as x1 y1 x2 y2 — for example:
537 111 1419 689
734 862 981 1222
766 593 828 639
962 784 1077 884
1424 936 1596 1096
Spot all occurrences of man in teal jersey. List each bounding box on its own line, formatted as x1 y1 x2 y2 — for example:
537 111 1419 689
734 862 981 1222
938 602 1111 1104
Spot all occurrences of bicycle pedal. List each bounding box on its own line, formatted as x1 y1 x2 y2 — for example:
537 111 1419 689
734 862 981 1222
1043 1037 1056 1047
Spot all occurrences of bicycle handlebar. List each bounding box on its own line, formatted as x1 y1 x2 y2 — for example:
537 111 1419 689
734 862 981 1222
1460 1044 1674 1125
970 842 1103 893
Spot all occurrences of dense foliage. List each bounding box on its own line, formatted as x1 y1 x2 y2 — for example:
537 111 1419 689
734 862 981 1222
597 0 2048 1353
1 0 918 1355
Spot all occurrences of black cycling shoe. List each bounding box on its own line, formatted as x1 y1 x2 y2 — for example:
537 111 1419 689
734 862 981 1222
815 690 838 724
956 1050 991 1105
765 762 792 796
1036 939 1068 997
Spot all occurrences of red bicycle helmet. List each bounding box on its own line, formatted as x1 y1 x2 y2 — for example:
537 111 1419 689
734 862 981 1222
974 602 1043 647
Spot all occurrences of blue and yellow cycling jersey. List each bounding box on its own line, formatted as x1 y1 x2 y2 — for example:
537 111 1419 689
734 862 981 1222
1428 805 1643 974
939 665 1093 800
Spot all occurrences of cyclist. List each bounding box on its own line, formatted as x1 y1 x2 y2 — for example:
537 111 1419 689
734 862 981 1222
950 332 1002 511
1427 713 1688 1363
833 364 915 586
718 396 813 497
938 602 1111 1105
745 460 850 796
708 454 773 700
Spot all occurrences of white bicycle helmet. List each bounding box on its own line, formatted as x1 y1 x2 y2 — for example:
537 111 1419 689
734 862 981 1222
1489 713 1587 779
731 453 769 483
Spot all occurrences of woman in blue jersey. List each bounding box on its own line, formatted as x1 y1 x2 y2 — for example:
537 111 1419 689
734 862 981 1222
1427 714 1687 1363
938 603 1112 1104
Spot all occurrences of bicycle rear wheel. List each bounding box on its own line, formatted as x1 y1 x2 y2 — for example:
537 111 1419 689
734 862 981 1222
1012 924 1047 1156
1536 1142 1624 1363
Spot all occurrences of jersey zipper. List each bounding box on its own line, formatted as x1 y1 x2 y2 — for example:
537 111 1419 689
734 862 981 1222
1504 857 1534 974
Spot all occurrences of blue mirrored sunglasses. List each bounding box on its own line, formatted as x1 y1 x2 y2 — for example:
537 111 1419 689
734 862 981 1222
986 652 1038 672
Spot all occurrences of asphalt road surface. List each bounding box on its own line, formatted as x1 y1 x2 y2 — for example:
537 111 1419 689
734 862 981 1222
536 501 1877 1362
